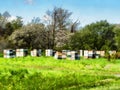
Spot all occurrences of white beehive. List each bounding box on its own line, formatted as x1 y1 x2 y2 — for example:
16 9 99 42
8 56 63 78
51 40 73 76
16 49 28 57
100 51 105 57
54 51 66 59
80 50 83 57
66 51 71 59
71 51 80 60
84 50 89 58
3 49 15 58
31 49 41 56
45 49 53 56
71 51 76 60
96 51 101 55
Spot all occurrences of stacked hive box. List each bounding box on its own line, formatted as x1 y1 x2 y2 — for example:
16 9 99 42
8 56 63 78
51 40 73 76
84 50 89 58
96 51 101 55
37 49 42 56
71 51 75 60
31 49 37 56
62 50 70 59
4 49 15 58
45 49 53 56
88 50 93 58
31 49 41 56
80 50 83 57
54 51 66 59
67 51 71 59
62 50 69 55
55 51 79 60
100 51 105 57
53 50 56 56
96 51 102 58
16 49 28 57
71 51 80 60
62 54 67 59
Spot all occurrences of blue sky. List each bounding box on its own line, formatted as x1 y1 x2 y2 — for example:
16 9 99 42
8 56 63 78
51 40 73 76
0 0 120 26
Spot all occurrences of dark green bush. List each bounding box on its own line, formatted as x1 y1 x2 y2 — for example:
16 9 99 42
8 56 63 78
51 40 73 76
0 53 3 57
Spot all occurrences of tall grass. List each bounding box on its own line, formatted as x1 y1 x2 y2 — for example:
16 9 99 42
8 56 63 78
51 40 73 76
0 56 120 89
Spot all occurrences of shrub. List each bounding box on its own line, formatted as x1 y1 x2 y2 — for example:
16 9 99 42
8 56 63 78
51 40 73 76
0 53 3 57
115 52 120 59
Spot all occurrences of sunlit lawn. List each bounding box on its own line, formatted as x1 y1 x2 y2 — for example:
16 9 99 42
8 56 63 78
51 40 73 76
0 56 120 90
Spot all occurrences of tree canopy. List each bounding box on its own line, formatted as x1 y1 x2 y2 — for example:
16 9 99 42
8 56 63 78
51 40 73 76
0 7 120 52
69 20 116 50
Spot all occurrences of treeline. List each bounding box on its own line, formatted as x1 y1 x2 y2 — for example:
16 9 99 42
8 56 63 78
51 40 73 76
0 7 120 52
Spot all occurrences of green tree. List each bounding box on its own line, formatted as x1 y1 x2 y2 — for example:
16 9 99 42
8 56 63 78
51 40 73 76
9 24 47 49
4 22 14 37
69 20 116 50
113 25 120 51
11 16 23 30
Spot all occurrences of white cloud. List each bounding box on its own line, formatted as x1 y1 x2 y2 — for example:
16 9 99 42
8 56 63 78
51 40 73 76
25 0 34 5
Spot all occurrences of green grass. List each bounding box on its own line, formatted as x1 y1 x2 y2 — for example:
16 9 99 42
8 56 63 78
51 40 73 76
0 56 120 90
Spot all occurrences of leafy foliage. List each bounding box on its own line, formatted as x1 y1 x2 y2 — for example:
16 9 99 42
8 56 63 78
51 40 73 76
9 24 47 49
70 20 116 50
113 25 120 51
1 8 120 51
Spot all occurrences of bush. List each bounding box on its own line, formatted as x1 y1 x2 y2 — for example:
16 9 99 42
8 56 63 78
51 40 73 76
105 52 116 61
115 52 120 59
0 53 3 57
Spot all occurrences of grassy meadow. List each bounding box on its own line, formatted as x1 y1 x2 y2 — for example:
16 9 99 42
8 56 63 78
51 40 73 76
0 56 120 90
